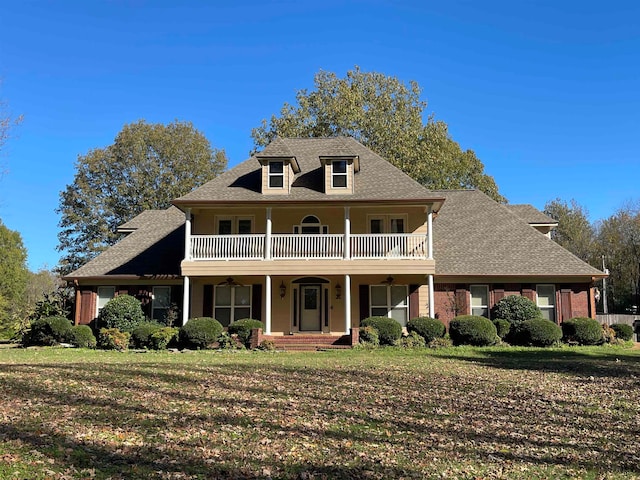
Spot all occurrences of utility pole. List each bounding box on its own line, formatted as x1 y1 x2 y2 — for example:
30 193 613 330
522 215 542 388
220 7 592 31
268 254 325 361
602 255 609 314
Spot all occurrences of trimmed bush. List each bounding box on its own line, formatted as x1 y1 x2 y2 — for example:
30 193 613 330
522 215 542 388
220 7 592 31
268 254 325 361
492 295 542 327
512 318 562 347
228 319 263 347
407 317 445 343
150 327 179 350
359 326 379 346
71 325 97 348
98 294 145 332
449 315 498 346
98 328 130 351
360 316 402 346
562 317 603 345
396 331 426 348
179 317 224 349
611 323 634 341
493 319 511 340
131 321 162 349
23 316 73 346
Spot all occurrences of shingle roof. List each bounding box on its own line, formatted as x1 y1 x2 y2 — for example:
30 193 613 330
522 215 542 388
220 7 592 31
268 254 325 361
117 210 167 232
174 137 444 204
65 207 184 278
505 204 557 225
432 190 604 277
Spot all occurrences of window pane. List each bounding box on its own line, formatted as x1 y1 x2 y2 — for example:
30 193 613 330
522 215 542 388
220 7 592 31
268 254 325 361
390 218 404 233
234 308 251 322
304 288 318 309
218 220 232 235
333 160 347 173
390 308 407 326
215 308 231 327
269 161 283 174
370 219 383 234
238 219 252 234
215 286 231 306
97 287 115 310
153 287 171 309
372 307 388 317
333 174 347 188
470 286 488 307
302 216 320 224
301 226 320 234
269 175 283 188
391 285 407 307
370 286 387 306
234 286 251 306
540 308 555 321
537 285 555 307
472 307 489 318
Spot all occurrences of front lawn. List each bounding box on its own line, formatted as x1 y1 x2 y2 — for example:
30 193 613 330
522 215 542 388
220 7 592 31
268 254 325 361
1 346 639 479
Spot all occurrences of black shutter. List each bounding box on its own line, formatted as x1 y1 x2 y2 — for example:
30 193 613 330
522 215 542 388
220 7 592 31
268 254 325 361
359 284 369 321
252 284 262 321
203 285 214 318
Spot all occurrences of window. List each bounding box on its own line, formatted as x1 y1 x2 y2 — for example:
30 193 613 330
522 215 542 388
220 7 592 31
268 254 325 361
96 286 115 316
470 285 489 318
537 285 556 321
152 286 171 322
214 285 252 327
268 161 284 188
368 215 406 234
331 160 348 188
293 215 328 234
370 285 408 327
217 217 253 234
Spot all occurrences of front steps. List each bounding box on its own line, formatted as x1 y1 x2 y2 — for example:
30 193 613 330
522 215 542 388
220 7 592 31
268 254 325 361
264 334 353 351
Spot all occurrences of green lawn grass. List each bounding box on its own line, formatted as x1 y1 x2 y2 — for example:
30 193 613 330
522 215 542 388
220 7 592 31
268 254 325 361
1 345 639 479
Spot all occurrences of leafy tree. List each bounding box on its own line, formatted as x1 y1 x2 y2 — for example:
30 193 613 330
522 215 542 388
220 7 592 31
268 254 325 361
544 198 595 263
56 120 227 274
0 219 28 338
252 67 505 202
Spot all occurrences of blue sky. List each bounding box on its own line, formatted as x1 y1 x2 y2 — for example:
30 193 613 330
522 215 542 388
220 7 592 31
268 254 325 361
0 1 638 271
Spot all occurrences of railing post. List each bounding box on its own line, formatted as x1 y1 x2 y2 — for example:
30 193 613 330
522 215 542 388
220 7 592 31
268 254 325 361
265 207 272 260
344 206 351 259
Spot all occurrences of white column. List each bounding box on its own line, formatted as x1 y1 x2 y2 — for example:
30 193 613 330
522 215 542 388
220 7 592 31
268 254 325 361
427 205 433 260
428 274 435 318
344 206 351 259
345 274 351 334
182 275 190 325
184 208 192 260
265 207 272 260
265 275 272 334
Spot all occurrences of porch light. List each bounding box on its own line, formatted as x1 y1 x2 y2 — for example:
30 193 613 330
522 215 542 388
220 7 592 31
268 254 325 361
335 283 342 300
279 281 286 299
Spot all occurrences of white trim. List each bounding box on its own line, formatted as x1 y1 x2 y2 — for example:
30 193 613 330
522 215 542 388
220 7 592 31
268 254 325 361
345 274 351 334
268 160 285 188
367 214 408 234
151 286 171 322
536 284 556 321
369 284 409 326
331 160 348 189
96 286 115 317
428 274 434 318
213 284 252 326
470 284 490 318
265 275 272 334
184 208 192 260
182 276 190 325
215 215 254 235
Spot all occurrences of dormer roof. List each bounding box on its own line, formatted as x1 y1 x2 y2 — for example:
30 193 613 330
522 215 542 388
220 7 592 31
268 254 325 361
255 136 300 173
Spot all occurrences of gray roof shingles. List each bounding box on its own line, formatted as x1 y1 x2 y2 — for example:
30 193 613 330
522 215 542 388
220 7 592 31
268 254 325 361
505 204 557 225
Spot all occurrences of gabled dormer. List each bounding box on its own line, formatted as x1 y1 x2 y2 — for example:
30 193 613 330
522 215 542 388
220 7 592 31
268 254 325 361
256 137 300 195
320 155 360 195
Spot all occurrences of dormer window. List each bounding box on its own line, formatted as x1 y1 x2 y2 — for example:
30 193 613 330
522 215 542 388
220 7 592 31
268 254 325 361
331 160 348 188
268 161 284 188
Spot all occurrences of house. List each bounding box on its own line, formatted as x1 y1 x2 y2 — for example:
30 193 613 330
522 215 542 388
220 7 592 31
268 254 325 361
64 137 605 342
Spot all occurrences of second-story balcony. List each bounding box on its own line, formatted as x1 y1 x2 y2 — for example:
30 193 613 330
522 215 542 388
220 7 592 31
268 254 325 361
190 233 430 261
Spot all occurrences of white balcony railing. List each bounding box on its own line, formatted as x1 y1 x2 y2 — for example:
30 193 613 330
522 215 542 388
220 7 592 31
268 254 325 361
189 233 428 261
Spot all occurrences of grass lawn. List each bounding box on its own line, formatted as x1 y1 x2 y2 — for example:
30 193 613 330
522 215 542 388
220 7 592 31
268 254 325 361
1 345 639 479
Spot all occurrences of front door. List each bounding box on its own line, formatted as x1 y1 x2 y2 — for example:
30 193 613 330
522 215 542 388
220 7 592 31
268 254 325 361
300 285 321 331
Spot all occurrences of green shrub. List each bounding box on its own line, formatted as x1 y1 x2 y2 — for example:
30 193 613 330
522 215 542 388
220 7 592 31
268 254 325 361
428 336 453 348
396 331 426 348
228 319 263 347
130 321 162 349
611 323 634 341
217 332 243 350
359 325 379 346
98 328 130 351
71 325 97 348
23 316 73 346
150 327 179 350
512 318 562 347
258 339 276 351
492 295 542 327
449 315 498 346
179 317 223 349
98 294 145 332
360 316 403 346
407 317 445 343
493 319 511 340
562 317 603 345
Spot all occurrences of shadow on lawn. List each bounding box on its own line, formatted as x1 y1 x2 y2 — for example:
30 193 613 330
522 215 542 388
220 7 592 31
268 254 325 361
1 357 639 478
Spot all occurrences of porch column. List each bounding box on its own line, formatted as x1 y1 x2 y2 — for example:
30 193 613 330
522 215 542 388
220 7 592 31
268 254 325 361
265 207 272 260
427 205 433 260
265 275 272 334
344 274 351 334
428 274 435 318
344 206 351 259
184 208 192 260
182 275 190 325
